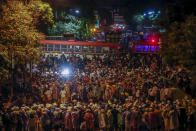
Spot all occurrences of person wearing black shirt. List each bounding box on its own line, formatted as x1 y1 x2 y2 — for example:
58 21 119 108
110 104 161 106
112 106 119 131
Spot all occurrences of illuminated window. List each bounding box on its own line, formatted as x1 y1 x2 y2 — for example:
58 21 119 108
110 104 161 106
135 45 142 52
96 47 102 53
68 45 74 52
150 46 155 52
42 44 47 51
75 45 81 52
48 44 53 51
89 46 95 53
142 45 148 52
82 46 88 53
155 46 160 52
54 44 60 51
102 47 109 54
61 45 67 52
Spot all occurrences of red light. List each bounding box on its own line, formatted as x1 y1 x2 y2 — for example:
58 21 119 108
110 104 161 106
148 35 159 44
150 37 157 43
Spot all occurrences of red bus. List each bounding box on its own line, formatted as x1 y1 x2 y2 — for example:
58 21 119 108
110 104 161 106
41 39 120 57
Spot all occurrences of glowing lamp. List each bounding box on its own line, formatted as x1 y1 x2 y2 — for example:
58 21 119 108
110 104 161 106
75 10 80 14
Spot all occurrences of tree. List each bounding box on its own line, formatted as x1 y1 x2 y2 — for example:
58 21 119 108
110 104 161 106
161 16 196 91
28 0 54 33
0 0 53 80
48 14 92 40
160 0 196 93
78 18 92 40
0 44 9 80
48 14 80 36
160 0 196 28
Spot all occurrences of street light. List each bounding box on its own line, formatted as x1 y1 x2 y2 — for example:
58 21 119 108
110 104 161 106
75 10 80 14
91 28 97 32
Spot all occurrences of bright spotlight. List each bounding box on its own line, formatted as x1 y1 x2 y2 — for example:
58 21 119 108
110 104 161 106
75 10 80 14
61 69 69 75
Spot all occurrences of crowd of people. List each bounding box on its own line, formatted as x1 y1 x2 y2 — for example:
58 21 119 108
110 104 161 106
0 53 196 131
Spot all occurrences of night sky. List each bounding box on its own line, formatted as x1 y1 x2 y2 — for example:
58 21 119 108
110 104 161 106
45 0 165 9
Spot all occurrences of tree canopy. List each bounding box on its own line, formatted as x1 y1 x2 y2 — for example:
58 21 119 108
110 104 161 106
48 14 81 36
160 0 196 90
0 0 53 80
48 14 92 40
28 0 54 33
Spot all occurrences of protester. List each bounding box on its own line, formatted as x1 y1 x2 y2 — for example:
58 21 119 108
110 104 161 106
0 53 195 131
